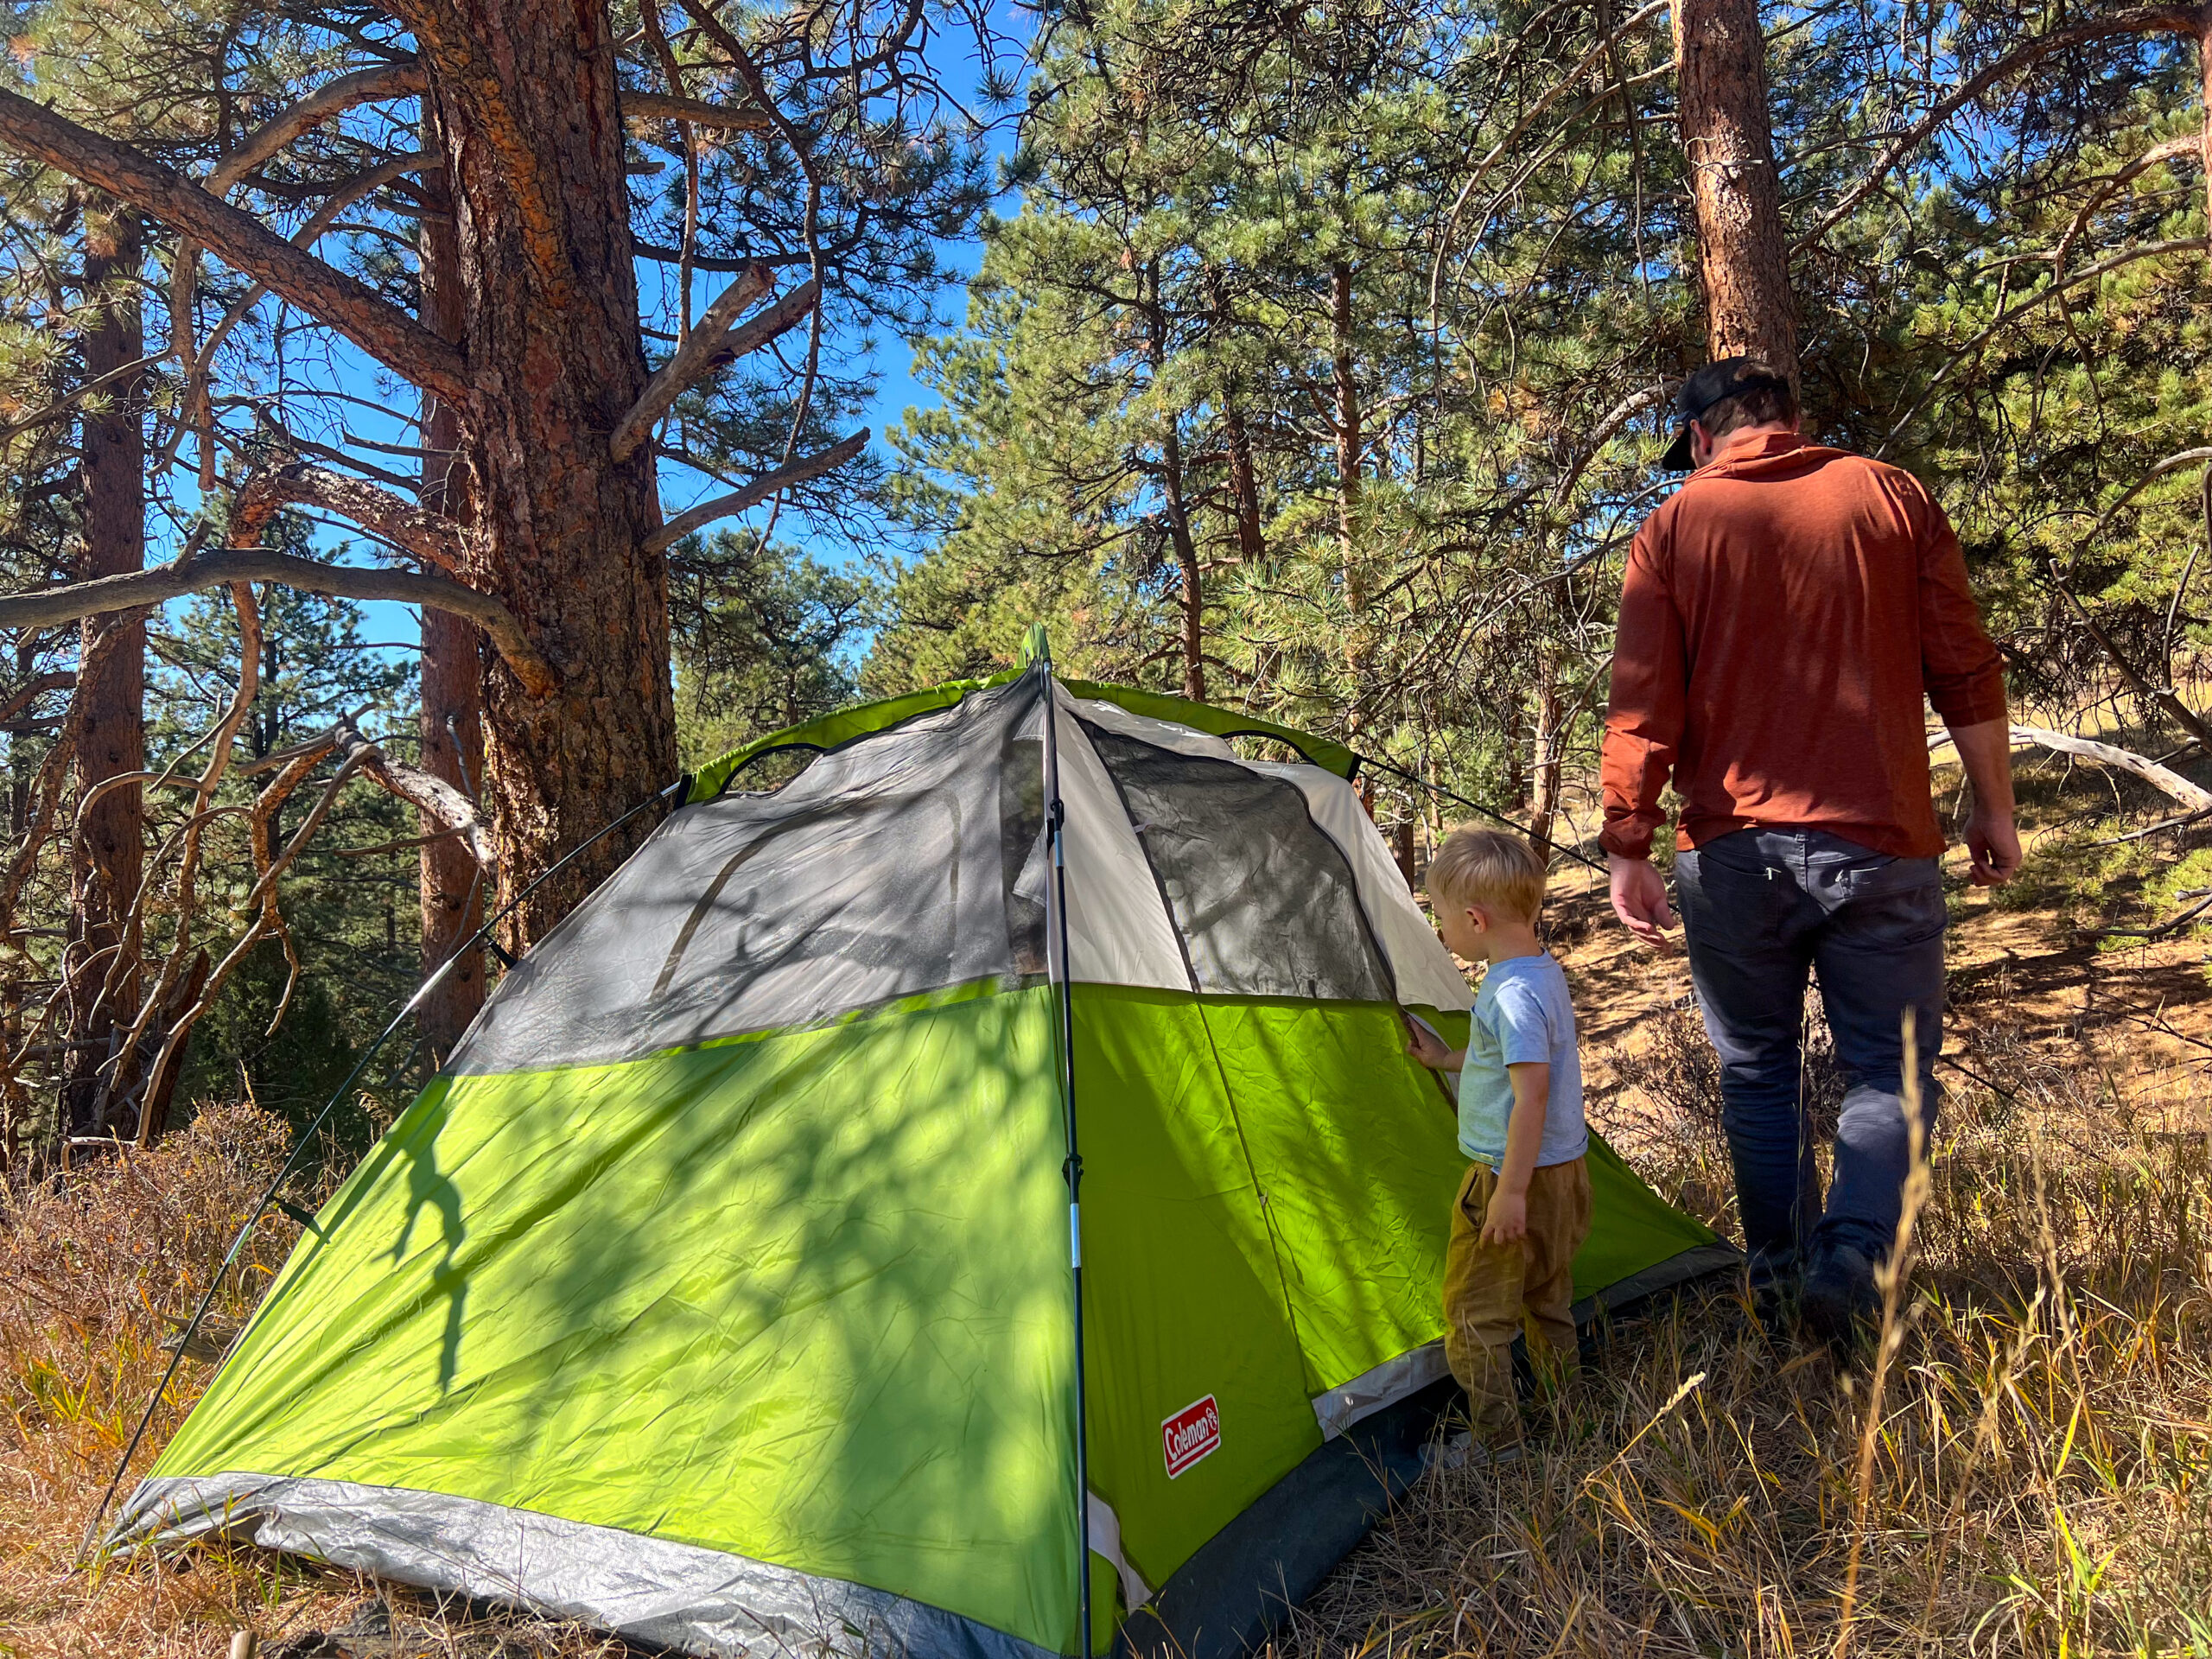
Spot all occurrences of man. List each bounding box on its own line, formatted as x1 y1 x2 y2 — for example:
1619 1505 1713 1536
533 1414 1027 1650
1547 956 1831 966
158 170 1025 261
1600 357 2020 1338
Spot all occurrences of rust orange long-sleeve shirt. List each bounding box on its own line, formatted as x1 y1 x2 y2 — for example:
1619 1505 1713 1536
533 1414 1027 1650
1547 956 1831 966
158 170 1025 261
1600 429 2008 862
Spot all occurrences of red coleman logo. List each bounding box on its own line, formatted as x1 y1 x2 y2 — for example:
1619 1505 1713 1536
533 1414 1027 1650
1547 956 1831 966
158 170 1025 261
1161 1395 1220 1478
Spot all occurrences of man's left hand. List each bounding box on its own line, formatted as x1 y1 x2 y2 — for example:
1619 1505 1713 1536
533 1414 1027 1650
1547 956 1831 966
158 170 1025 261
1966 807 2021 886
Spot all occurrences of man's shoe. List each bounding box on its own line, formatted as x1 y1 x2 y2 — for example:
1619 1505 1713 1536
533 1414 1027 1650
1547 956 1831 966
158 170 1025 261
1800 1242 1881 1348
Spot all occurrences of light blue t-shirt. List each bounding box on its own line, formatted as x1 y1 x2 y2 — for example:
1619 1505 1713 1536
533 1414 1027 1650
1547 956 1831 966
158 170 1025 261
1458 951 1587 1170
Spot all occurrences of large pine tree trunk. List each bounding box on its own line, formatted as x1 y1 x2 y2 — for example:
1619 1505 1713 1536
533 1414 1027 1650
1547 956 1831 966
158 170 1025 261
61 211 144 1137
413 0 677 943
1674 0 1797 373
416 163 485 1059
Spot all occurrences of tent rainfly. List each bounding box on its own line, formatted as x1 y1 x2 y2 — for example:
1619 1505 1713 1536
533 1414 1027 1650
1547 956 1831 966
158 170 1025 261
113 637 1732 1659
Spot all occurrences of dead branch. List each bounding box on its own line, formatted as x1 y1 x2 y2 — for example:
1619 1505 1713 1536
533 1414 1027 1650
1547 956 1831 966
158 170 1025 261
610 263 772 462
643 428 868 553
232 459 467 574
0 545 555 699
626 91 770 130
0 86 467 402
327 716 494 870
1933 722 2212 813
208 62 431 198
0 671 75 727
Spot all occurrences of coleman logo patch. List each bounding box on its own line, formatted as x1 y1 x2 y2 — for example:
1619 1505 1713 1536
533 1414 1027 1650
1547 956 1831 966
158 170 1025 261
1161 1395 1220 1478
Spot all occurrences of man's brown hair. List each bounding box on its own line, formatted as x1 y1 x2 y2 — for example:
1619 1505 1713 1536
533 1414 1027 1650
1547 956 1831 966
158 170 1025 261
1699 359 1799 442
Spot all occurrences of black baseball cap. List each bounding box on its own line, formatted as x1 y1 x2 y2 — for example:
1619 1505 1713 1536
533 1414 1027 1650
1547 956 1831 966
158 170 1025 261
1662 356 1794 471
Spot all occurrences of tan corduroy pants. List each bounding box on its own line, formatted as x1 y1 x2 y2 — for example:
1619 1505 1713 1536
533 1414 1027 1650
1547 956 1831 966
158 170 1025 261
1441 1155 1592 1438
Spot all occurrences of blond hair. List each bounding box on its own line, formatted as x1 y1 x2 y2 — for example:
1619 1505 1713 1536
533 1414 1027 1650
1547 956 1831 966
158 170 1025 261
1427 826 1547 924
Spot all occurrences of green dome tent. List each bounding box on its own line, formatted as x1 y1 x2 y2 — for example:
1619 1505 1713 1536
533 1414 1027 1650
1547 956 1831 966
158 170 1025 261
115 642 1731 1659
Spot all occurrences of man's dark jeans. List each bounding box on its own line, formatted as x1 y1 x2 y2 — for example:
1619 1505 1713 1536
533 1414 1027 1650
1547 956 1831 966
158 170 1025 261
1674 829 1944 1279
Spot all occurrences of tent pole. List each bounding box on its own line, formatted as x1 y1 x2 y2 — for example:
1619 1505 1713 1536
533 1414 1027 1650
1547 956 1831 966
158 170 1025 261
1355 753 1607 874
1038 654 1095 1656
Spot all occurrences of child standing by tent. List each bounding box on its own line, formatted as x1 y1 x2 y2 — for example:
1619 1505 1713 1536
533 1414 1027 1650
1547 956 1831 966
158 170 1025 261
1406 829 1592 1442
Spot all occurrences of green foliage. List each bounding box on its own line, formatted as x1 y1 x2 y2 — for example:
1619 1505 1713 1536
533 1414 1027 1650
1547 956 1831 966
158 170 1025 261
671 531 880 768
873 0 2212 860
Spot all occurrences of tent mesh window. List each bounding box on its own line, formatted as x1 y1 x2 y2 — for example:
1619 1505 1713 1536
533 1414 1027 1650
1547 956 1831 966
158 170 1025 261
1084 726 1395 1001
449 677 1048 1074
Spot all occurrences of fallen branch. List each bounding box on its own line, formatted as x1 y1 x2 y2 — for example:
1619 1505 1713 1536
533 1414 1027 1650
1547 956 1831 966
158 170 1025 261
0 545 554 699
1934 723 2212 812
2044 560 2212 752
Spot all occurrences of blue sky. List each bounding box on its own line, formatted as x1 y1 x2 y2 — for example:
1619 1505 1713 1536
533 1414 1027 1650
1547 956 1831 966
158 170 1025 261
273 22 1022 673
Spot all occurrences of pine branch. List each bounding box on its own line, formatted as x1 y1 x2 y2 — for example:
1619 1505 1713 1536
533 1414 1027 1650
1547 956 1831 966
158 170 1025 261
610 263 772 462
644 429 868 552
1791 4 2199 254
0 87 467 401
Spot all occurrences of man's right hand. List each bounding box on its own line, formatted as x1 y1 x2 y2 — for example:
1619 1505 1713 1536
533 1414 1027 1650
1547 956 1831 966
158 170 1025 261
1608 852 1677 950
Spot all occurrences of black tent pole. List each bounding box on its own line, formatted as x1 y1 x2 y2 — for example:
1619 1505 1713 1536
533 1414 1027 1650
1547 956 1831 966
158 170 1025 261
1354 753 1609 875
1037 652 1095 1655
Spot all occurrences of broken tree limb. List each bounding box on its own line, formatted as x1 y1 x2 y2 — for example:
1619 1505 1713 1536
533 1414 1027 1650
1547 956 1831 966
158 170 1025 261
0 547 555 700
232 459 467 573
626 91 770 130
1934 723 2212 812
329 717 494 871
609 263 772 462
643 428 868 553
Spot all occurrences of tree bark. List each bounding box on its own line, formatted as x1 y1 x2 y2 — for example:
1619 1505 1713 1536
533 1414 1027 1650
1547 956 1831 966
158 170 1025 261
1145 264 1206 701
1332 260 1370 728
1223 402 1265 563
2201 8 2212 235
1527 650 1564 852
416 151 484 1064
62 211 145 1138
405 0 679 942
1674 0 1797 375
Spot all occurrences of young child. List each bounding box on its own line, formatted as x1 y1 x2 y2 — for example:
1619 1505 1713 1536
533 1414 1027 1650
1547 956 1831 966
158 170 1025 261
1405 828 1591 1442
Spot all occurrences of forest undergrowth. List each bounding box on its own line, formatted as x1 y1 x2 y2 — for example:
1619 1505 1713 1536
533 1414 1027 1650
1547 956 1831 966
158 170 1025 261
6 997 2212 1655
1286 1014 2212 1657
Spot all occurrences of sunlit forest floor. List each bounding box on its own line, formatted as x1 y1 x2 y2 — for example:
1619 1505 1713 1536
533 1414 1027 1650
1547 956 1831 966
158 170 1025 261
7 750 2212 1656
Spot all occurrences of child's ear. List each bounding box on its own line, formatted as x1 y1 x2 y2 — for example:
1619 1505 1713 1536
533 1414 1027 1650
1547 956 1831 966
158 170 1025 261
1465 903 1490 934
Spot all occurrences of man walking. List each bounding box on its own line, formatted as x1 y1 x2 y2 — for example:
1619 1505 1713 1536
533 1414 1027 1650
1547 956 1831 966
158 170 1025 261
1601 358 2020 1338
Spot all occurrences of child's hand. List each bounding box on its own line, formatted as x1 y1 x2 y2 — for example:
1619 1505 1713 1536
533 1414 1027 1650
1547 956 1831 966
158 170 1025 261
1403 1015 1456 1070
1479 1187 1528 1248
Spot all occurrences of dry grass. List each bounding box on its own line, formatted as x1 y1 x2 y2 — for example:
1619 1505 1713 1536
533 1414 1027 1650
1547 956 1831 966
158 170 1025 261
0 1107 625 1659
11 1029 2212 1657
1284 1035 2212 1659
